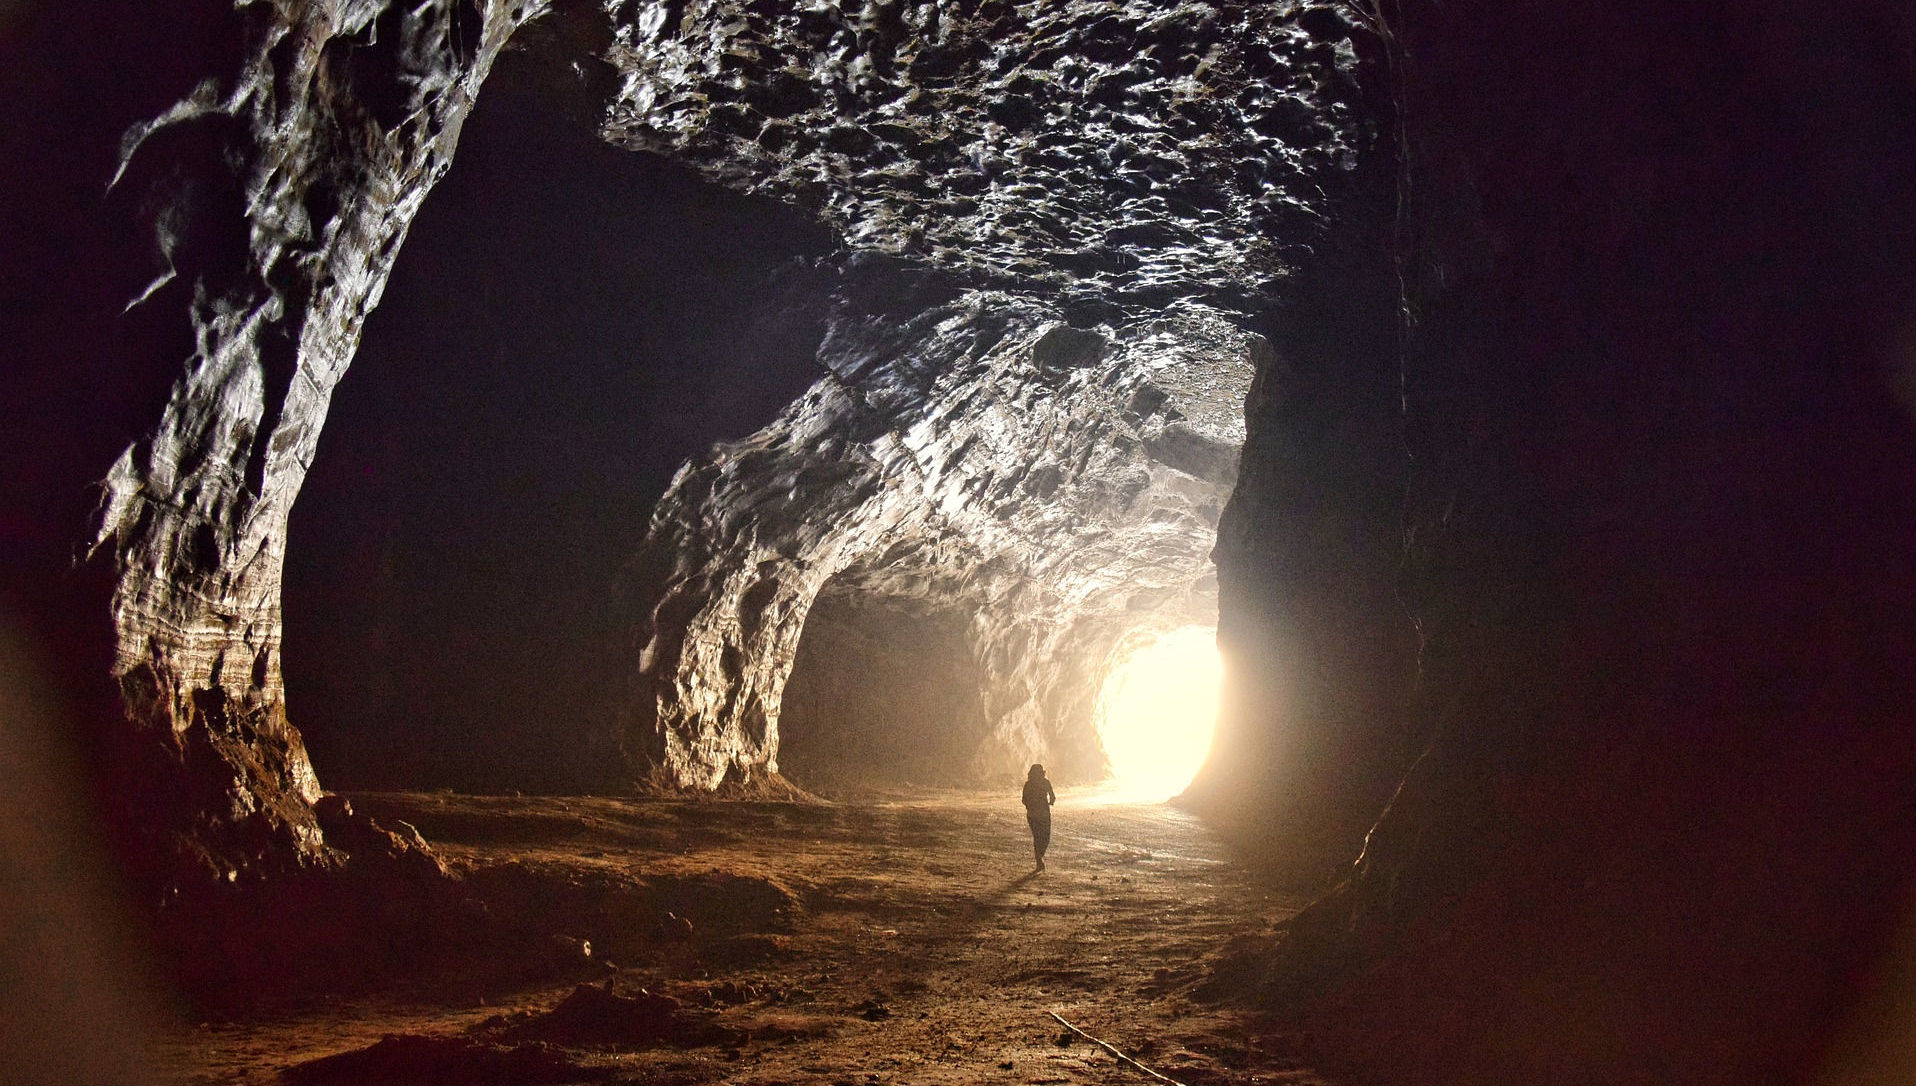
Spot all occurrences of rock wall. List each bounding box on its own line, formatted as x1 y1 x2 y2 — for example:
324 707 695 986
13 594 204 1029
623 288 1255 787
1249 4 1916 1084
89 0 548 883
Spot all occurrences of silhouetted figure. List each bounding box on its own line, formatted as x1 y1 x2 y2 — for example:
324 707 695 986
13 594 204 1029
1022 763 1056 871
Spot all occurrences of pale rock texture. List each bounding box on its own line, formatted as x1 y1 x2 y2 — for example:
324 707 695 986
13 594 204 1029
625 290 1257 787
93 0 547 879
604 0 1372 314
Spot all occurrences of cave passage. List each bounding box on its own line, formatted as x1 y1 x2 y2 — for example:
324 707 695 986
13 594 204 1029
282 28 835 792
1093 626 1224 802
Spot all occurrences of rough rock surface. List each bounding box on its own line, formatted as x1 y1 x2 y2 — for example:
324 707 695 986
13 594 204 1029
81 0 1386 861
1221 6 1916 1085
90 0 548 880
625 289 1256 787
604 0 1386 787
604 0 1375 315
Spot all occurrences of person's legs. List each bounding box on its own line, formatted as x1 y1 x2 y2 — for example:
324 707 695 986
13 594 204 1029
1029 814 1050 870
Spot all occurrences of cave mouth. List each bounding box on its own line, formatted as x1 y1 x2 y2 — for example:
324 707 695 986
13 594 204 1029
1093 625 1223 803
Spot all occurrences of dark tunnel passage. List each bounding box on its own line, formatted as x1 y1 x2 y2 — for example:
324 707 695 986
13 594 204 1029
282 25 837 792
776 586 992 793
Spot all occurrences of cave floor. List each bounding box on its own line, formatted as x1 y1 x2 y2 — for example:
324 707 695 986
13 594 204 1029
161 789 1344 1085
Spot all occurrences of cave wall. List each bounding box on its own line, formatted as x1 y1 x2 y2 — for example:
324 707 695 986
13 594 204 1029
280 20 838 795
84 0 549 882
1260 4 1916 1084
623 292 1255 788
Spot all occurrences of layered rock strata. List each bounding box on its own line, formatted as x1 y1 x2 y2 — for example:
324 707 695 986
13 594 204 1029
625 291 1256 787
91 0 547 880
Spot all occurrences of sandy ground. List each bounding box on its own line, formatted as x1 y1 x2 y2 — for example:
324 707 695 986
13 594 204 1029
157 788 1347 1085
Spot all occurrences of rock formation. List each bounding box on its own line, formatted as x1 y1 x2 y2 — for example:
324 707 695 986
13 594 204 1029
89 0 549 881
624 286 1256 788
78 0 1389 870
602 0 1376 314
1229 5 1916 1084
602 0 1390 788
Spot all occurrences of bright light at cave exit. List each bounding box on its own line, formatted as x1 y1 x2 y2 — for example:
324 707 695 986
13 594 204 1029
1095 626 1223 802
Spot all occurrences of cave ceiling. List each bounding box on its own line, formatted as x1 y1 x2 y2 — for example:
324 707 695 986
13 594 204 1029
604 0 1369 314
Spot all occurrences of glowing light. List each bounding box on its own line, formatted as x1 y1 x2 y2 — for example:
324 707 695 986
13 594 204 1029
1094 625 1222 802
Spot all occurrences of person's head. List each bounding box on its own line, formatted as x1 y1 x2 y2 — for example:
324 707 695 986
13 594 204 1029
1028 763 1046 780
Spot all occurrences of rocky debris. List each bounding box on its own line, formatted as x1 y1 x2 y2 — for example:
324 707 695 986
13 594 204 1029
701 933 791 968
283 1033 608 1086
625 288 1258 788
655 910 697 941
605 0 1380 313
693 979 774 1005
854 996 893 1021
90 0 550 883
312 794 451 879
443 860 799 973
485 981 742 1048
653 870 801 933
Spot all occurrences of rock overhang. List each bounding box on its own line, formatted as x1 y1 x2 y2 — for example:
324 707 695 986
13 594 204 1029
601 0 1374 315
623 289 1262 788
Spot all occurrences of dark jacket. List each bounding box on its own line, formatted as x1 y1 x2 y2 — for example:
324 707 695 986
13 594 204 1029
1022 777 1055 816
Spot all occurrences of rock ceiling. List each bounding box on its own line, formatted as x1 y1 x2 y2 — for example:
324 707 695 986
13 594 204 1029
604 0 1370 314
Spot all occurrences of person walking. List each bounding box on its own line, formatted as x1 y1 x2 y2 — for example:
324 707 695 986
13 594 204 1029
1022 763 1056 871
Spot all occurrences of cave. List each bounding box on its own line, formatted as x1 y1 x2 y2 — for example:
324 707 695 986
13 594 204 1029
5 2 1916 1085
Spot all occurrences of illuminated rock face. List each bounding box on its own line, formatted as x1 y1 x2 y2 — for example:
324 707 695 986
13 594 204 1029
91 0 549 878
603 0 1373 315
600 0 1384 786
625 290 1257 788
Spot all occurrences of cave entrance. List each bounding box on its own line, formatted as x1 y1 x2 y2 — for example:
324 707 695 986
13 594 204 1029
1094 625 1224 802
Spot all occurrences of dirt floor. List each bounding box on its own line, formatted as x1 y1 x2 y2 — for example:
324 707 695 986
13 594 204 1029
156 788 1348 1085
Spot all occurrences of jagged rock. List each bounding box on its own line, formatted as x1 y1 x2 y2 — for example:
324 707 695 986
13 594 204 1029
88 0 550 880
313 794 451 879
624 290 1258 787
604 0 1375 313
85 0 1382 867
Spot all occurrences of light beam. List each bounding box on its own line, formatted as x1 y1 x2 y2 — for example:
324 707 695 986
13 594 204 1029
1094 625 1222 802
